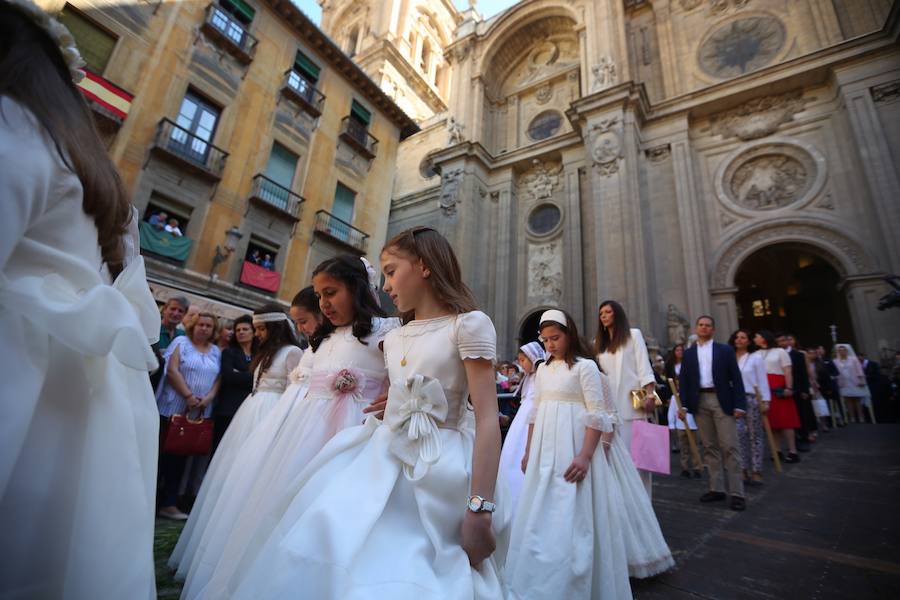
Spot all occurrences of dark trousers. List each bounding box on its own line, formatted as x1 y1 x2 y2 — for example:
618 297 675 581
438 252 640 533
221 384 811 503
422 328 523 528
212 414 234 455
158 415 188 508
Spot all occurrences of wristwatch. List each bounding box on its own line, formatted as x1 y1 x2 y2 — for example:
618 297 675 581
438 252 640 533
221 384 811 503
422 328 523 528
466 495 496 514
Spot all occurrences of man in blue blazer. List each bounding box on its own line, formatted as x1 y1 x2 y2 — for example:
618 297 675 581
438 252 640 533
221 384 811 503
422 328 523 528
679 316 747 511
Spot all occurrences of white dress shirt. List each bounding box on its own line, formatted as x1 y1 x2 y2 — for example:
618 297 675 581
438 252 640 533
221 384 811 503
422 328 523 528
737 352 771 402
697 339 714 389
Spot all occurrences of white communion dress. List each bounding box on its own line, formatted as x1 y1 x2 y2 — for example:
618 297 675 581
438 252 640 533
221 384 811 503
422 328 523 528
504 358 674 600
169 344 302 582
226 311 505 599
194 318 398 599
498 370 537 513
0 97 160 599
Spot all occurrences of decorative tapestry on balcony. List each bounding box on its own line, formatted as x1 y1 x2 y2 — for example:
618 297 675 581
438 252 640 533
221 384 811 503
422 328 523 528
139 221 193 261
240 260 280 292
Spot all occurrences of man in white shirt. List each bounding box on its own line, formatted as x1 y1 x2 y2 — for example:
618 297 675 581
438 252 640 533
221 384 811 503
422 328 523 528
679 316 747 510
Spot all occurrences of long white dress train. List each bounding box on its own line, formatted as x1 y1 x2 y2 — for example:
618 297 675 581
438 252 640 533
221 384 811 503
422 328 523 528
225 312 504 599
169 344 302 580
504 358 674 600
0 97 160 599
194 318 398 599
498 370 536 513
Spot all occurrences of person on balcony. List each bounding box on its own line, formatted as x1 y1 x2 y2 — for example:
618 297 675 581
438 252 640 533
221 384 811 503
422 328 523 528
262 253 274 270
165 217 183 237
149 211 168 230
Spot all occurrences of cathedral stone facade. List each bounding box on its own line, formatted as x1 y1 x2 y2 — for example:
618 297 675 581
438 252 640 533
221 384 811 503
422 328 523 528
319 0 900 360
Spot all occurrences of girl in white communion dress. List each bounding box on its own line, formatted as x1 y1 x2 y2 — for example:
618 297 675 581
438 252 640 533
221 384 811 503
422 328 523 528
225 227 504 599
504 309 674 600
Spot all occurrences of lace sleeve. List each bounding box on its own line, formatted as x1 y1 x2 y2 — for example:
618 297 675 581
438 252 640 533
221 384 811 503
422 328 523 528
456 311 496 362
284 346 304 374
579 361 617 432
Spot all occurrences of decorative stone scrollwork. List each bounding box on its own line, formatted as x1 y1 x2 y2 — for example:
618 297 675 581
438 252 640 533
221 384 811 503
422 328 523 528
871 81 900 104
710 90 806 140
528 242 563 302
680 0 703 10
667 304 691 346
520 159 562 202
716 139 826 214
711 221 873 289
591 56 617 92
536 83 553 104
439 168 464 216
645 144 671 162
588 117 622 177
698 16 786 79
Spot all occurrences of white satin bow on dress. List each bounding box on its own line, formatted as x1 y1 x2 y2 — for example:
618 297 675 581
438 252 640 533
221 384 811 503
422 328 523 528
385 374 449 481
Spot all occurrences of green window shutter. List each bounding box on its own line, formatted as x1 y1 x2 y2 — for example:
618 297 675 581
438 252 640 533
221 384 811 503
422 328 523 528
350 100 371 126
265 143 298 189
294 50 320 82
332 183 355 223
57 7 116 74
222 0 255 23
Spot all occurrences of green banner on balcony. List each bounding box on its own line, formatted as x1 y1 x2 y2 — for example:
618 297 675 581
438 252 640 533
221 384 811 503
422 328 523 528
139 221 192 261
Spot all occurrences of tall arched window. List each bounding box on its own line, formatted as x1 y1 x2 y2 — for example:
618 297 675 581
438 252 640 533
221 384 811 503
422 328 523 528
420 39 431 73
347 25 359 57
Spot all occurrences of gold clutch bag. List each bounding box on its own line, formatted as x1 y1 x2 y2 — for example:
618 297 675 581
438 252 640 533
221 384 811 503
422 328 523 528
631 388 663 411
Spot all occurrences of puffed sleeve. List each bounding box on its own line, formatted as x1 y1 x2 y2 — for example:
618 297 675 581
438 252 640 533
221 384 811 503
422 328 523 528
631 329 656 388
455 311 497 362
371 317 401 346
579 360 617 432
527 368 543 424
777 348 792 370
283 346 303 374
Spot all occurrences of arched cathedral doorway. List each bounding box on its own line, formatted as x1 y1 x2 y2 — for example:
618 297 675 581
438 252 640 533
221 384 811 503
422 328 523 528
734 243 855 350
518 311 544 349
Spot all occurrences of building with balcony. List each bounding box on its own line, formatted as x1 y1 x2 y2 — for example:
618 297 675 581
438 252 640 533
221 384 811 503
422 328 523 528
44 0 417 316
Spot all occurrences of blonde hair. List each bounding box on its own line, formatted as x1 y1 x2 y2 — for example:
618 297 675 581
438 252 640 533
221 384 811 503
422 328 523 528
381 227 477 324
185 312 219 342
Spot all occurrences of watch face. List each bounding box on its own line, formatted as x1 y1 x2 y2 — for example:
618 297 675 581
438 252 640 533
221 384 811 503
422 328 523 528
468 496 482 511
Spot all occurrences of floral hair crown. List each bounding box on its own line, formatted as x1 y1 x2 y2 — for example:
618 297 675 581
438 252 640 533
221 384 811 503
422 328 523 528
10 0 86 83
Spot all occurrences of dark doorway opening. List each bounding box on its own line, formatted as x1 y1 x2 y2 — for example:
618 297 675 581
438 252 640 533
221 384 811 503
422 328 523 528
518 311 544 350
734 243 855 351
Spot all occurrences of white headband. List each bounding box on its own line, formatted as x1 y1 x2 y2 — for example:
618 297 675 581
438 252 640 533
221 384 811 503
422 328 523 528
252 312 291 324
539 309 568 330
10 0 86 83
360 257 381 306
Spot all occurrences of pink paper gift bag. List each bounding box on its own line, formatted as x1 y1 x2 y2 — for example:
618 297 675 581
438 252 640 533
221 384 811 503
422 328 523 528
630 420 671 475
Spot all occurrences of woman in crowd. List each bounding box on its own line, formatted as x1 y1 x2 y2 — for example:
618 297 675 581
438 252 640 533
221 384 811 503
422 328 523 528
1 2 160 596
594 300 657 496
216 320 234 351
665 344 702 478
834 344 870 424
156 313 222 519
212 314 255 451
754 330 800 463
730 329 771 485
170 304 302 583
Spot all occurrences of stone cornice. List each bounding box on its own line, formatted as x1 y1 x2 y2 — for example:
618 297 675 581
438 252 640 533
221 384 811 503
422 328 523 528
265 0 419 139
377 41 448 113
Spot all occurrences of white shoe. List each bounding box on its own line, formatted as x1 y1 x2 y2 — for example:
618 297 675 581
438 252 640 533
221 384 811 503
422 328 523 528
158 506 189 521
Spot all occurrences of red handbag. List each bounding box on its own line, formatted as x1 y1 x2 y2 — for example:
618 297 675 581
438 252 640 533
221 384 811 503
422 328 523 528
161 410 213 455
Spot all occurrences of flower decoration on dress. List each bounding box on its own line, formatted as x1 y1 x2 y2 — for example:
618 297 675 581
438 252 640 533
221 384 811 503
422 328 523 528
385 374 449 481
9 0 86 83
327 368 365 403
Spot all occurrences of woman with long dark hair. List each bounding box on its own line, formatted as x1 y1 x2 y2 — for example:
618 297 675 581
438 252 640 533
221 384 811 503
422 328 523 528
729 329 771 485
0 2 160 596
594 300 657 497
212 314 256 451
170 304 302 584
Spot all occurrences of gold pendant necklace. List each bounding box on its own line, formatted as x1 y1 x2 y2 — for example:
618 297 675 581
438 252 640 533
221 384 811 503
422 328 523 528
400 332 411 367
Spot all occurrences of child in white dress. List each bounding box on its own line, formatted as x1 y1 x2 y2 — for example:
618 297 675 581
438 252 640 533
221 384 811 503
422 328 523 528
505 309 674 600
225 227 504 599
499 341 545 514
169 304 302 582
191 257 399 599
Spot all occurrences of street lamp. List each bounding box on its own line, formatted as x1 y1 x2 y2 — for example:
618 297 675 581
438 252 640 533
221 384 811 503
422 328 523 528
210 225 243 280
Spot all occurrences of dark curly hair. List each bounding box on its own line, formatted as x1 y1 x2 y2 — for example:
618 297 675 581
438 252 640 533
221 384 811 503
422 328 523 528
309 255 386 351
228 314 258 353
728 329 758 353
250 303 300 391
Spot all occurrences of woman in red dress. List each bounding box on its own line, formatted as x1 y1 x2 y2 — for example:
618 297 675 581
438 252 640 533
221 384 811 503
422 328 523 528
754 330 801 463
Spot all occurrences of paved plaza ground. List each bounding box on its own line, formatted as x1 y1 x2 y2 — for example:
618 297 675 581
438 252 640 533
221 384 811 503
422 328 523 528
154 424 900 599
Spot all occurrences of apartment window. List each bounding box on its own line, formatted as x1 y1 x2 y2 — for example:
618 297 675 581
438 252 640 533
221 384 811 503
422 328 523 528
211 0 255 47
259 143 299 210
171 92 221 163
57 4 116 73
